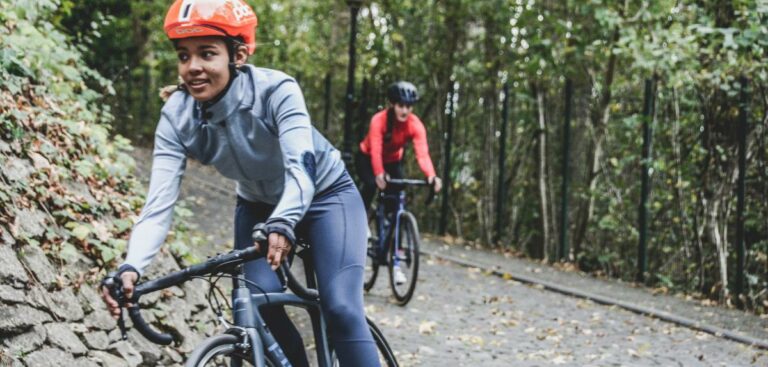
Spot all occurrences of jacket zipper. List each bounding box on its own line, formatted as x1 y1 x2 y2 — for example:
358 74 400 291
222 120 252 181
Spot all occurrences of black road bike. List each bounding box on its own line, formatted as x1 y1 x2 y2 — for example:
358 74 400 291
364 178 434 306
103 224 398 367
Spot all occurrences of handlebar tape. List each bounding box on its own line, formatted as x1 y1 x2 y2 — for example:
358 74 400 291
127 306 175 345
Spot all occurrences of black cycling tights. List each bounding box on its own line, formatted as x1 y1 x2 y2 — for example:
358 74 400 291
233 173 381 367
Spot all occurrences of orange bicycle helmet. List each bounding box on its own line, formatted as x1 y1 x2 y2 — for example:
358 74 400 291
164 0 258 55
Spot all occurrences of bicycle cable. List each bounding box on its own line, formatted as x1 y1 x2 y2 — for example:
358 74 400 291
189 270 273 327
209 259 273 302
186 275 231 325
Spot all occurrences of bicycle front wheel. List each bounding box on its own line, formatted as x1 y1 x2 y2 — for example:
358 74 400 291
185 334 275 367
367 316 398 367
364 212 380 291
388 211 420 306
330 317 399 367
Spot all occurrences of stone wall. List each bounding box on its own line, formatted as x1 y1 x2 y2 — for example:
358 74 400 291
0 244 217 366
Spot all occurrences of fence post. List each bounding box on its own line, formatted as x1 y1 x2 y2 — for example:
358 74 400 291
495 82 510 244
323 73 332 131
559 78 573 261
124 64 133 134
439 84 456 236
342 0 362 166
140 64 149 126
637 78 655 283
735 76 749 302
357 78 369 142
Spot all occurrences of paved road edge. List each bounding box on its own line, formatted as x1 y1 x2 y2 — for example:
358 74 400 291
420 247 768 350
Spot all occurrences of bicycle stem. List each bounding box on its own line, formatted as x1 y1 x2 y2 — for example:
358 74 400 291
117 308 128 341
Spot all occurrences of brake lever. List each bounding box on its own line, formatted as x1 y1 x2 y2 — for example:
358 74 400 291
425 181 436 205
116 309 128 341
102 275 129 341
251 224 288 289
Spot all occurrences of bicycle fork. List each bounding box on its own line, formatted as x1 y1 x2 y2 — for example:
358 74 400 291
231 267 292 367
379 197 406 268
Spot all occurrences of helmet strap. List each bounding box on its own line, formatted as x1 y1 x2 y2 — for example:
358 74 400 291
201 38 242 109
201 67 238 111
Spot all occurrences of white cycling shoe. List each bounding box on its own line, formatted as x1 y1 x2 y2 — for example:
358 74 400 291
393 265 407 285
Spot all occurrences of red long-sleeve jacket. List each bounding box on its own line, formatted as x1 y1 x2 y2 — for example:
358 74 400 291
359 109 436 178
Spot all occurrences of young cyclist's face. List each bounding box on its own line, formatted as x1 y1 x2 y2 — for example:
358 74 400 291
393 103 413 122
175 37 234 102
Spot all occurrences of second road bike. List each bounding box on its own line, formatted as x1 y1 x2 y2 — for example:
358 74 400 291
364 178 434 306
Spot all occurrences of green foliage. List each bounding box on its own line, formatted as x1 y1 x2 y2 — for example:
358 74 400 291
0 0 199 285
41 0 768 311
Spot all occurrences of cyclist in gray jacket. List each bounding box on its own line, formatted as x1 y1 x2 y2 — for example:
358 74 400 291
101 1 379 366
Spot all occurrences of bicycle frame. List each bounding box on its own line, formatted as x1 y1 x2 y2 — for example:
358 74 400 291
111 226 399 367
226 259 334 367
372 191 408 266
121 246 337 367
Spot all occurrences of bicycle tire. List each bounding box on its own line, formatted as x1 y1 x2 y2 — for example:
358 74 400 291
388 211 420 306
367 316 399 367
364 212 380 291
185 333 276 367
329 317 399 367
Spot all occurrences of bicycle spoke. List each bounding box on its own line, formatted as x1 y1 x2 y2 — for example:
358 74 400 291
389 212 420 306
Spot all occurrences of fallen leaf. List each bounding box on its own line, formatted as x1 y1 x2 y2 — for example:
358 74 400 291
419 321 437 335
552 355 569 364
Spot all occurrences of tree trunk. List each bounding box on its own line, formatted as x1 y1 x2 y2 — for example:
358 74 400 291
705 194 730 302
671 89 693 285
546 87 558 259
479 7 502 245
535 83 550 261
573 27 619 260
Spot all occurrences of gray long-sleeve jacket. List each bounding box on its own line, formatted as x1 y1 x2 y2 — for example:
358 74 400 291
122 65 345 275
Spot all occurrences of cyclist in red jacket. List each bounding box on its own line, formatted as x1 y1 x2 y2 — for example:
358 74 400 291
356 81 442 283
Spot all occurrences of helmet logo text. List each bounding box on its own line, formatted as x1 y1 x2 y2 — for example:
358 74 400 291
178 0 195 21
175 27 205 34
231 1 254 22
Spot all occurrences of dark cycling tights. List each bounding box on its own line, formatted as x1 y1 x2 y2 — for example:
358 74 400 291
234 172 380 367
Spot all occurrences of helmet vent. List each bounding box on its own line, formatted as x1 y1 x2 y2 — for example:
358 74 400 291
179 0 194 21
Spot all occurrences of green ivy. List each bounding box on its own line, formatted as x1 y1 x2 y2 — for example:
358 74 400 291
0 0 201 286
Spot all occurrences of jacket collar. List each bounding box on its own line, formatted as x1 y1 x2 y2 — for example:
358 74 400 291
193 71 246 124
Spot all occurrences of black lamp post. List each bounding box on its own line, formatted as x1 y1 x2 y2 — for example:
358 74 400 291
342 0 364 166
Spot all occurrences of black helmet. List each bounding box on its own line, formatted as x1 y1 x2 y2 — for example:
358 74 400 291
387 81 419 105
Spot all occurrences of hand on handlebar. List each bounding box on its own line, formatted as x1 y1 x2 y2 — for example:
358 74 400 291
252 223 293 271
266 232 292 271
429 176 443 193
375 173 388 190
101 271 138 319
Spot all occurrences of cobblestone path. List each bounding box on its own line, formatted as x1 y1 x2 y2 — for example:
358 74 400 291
363 253 764 366
133 148 766 366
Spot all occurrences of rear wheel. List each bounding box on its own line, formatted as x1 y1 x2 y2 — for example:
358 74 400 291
388 211 420 306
